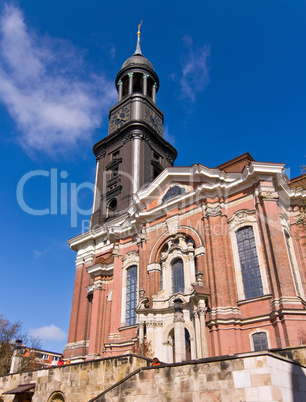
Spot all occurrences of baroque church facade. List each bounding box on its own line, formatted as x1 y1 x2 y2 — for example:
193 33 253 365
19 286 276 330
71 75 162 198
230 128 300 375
64 31 306 364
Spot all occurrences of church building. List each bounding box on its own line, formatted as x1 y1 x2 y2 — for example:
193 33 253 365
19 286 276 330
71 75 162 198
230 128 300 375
64 29 306 364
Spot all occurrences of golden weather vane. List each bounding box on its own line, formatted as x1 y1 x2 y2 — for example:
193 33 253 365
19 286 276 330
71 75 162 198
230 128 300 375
137 21 143 38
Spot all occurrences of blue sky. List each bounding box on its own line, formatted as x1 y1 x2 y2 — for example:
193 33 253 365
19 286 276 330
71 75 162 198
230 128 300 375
0 1 305 352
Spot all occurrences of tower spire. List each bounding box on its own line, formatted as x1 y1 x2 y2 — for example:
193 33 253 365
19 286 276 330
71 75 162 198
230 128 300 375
134 20 143 55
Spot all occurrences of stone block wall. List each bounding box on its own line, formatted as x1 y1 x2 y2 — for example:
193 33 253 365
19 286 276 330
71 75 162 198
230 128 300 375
272 345 306 366
92 352 306 402
1 351 306 401
0 355 150 402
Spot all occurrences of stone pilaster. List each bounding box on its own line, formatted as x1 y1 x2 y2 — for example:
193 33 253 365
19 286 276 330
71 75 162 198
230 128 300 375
193 309 202 359
173 299 186 362
197 306 208 357
88 279 105 356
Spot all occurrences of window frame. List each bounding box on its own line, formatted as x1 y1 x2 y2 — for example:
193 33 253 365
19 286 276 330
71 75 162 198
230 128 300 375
228 210 269 301
107 198 117 218
236 226 263 299
125 265 138 326
171 258 185 294
121 252 139 327
250 329 269 351
159 234 196 297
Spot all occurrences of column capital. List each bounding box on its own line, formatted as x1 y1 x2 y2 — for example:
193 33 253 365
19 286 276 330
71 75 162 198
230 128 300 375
204 204 222 218
260 190 279 202
93 279 105 291
197 307 207 317
173 315 185 323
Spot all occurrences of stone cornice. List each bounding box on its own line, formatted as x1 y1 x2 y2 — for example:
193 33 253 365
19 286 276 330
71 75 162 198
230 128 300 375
134 161 285 204
86 263 114 279
128 162 287 224
67 160 298 252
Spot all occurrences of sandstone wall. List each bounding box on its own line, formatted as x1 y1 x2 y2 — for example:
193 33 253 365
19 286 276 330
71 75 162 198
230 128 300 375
1 351 306 401
0 355 150 402
92 352 306 402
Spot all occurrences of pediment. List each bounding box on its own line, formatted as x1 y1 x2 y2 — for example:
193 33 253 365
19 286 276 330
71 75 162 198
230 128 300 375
132 165 228 213
158 183 191 205
161 185 186 204
105 157 122 170
142 182 192 212
118 160 286 230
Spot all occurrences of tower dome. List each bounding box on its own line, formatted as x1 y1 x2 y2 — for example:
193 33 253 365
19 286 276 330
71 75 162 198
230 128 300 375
121 53 154 72
115 22 159 101
120 21 155 71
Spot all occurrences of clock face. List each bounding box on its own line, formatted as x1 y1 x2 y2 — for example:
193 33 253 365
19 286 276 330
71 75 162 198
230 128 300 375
145 107 162 135
110 106 130 132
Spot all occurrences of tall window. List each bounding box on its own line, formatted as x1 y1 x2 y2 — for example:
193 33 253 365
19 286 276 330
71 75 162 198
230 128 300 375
236 226 263 299
285 231 301 297
172 258 184 293
133 73 143 94
126 265 138 326
253 332 268 351
107 198 117 218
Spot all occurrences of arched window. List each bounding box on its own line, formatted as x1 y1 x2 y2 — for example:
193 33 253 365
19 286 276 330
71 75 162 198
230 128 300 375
157 235 197 296
122 76 129 97
252 332 268 351
147 76 154 98
172 258 184 293
236 226 263 299
185 328 191 361
107 198 117 218
133 73 143 94
126 265 138 326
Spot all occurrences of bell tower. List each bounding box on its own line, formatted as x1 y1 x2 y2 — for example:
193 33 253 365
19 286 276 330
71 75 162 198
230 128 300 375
90 24 177 227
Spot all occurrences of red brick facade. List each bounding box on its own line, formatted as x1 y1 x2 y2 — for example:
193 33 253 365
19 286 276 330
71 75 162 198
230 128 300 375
64 42 306 364
64 155 306 363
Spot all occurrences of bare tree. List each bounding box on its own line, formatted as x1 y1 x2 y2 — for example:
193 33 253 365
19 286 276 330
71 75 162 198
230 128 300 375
0 314 41 374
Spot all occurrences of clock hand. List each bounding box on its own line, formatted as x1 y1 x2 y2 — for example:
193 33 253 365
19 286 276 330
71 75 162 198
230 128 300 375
151 115 157 125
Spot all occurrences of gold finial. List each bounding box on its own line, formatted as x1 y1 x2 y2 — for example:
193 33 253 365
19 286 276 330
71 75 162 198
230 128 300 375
137 21 143 38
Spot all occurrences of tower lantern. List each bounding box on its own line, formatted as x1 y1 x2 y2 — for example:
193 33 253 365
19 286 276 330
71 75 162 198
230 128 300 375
90 26 177 227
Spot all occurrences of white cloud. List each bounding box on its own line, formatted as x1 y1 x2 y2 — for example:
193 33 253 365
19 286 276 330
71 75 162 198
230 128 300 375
0 5 116 155
30 324 66 341
32 245 51 258
178 36 211 102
